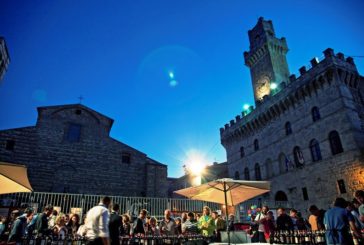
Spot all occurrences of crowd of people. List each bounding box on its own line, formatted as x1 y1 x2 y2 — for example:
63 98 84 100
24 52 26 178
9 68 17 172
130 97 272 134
247 191 364 244
0 190 363 245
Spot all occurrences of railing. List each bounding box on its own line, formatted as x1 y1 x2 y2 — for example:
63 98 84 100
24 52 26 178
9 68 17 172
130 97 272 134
1 235 211 245
0 192 220 219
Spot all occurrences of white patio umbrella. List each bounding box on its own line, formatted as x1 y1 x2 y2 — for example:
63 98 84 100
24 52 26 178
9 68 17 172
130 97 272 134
0 162 33 194
174 178 270 244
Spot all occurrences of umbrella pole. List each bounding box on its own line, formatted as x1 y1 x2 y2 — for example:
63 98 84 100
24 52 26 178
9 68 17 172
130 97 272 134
223 181 230 245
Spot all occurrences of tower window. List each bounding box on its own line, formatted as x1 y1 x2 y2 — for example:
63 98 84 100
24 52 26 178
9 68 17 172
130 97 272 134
75 109 82 115
244 167 250 180
312 107 321 122
5 140 15 151
66 123 81 142
240 146 245 158
310 139 322 162
302 187 309 201
234 171 240 180
337 179 347 194
285 122 292 135
255 163 262 180
329 131 343 155
254 139 259 151
293 146 305 168
122 152 131 164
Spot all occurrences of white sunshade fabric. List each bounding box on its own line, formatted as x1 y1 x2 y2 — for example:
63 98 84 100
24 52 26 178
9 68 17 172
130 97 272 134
0 162 33 194
174 178 270 206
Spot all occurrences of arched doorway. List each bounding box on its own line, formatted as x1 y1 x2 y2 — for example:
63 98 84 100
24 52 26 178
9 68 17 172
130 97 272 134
275 190 288 201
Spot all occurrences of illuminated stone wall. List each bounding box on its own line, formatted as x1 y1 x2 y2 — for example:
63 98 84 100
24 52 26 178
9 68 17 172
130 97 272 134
221 18 364 215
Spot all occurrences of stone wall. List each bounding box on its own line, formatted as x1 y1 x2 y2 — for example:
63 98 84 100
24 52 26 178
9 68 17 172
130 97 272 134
221 49 364 214
0 104 168 197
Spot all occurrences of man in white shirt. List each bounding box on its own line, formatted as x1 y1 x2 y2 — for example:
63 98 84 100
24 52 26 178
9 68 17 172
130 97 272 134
254 205 269 243
85 197 111 245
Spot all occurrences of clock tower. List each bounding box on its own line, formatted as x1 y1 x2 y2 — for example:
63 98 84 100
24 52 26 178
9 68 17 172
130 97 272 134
244 17 290 104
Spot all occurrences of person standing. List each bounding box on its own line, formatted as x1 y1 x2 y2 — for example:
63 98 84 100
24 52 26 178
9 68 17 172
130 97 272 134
35 205 54 237
132 209 147 236
160 209 176 235
324 197 360 245
308 205 325 231
85 196 111 245
8 207 34 243
109 204 122 245
276 207 293 231
182 212 198 234
197 206 215 236
254 205 269 243
354 190 364 223
212 211 225 242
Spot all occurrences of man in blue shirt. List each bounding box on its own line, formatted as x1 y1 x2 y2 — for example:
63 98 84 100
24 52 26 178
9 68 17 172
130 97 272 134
324 197 360 245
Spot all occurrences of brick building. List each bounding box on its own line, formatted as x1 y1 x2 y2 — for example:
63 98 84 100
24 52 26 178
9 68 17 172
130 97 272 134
0 104 168 197
0 37 10 81
220 17 364 212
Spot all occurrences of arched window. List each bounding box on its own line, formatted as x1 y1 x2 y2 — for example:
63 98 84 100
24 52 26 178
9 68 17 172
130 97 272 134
278 153 287 173
285 122 292 135
244 167 250 180
312 107 321 122
293 146 305 168
310 139 322 162
329 131 343 155
265 158 273 178
255 163 262 180
254 139 259 151
234 171 240 180
275 191 288 201
240 146 245 158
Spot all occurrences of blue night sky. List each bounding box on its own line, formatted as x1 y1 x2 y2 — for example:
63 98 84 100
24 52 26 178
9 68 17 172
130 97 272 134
1 0 363 177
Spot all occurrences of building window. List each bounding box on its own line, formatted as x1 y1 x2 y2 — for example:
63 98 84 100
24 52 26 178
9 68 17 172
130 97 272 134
312 107 321 122
244 167 250 180
302 187 309 201
337 179 347 194
234 171 240 180
293 146 305 168
122 152 131 164
240 146 245 158
275 191 288 201
5 140 15 151
254 139 259 151
75 109 82 115
285 122 292 135
310 139 322 162
329 131 343 155
255 163 262 180
66 123 81 142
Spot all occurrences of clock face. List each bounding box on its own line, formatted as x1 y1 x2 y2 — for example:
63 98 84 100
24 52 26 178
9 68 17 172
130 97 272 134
256 77 270 99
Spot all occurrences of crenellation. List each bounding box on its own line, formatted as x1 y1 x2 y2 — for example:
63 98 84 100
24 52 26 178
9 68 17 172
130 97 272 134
299 66 307 75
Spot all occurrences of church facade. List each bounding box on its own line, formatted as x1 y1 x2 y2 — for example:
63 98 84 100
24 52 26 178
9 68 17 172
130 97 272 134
0 104 168 197
220 17 364 212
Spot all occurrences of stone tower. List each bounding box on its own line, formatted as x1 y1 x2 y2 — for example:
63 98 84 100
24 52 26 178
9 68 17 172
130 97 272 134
244 17 290 104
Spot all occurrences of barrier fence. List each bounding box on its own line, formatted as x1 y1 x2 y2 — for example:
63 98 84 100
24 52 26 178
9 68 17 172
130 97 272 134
0 192 221 219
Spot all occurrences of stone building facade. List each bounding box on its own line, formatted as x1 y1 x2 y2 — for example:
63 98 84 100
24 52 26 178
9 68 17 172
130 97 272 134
220 17 364 212
0 104 168 197
0 37 10 81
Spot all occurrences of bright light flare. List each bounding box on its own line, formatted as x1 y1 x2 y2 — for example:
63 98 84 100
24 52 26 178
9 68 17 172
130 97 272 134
270 82 278 90
184 149 207 176
243 104 250 110
169 71 174 79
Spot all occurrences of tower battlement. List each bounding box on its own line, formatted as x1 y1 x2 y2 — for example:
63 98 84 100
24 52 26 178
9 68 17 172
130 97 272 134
220 48 360 142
